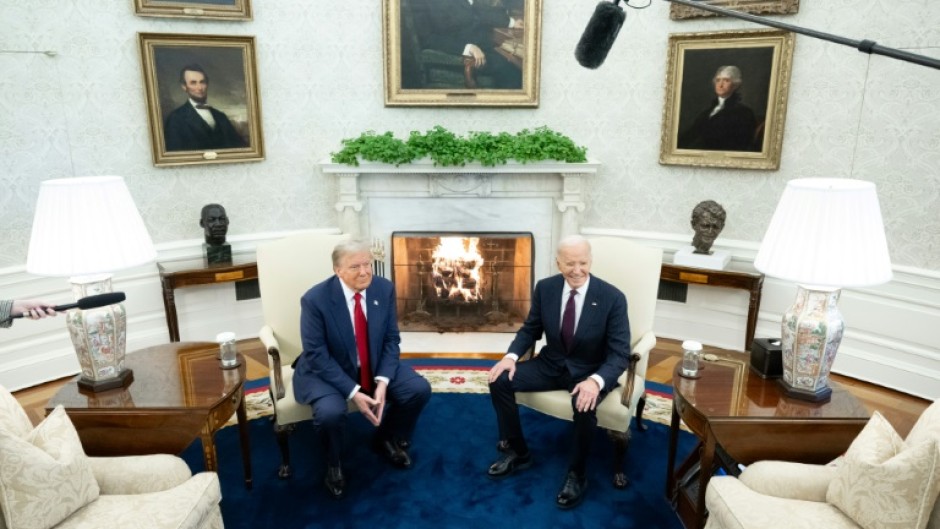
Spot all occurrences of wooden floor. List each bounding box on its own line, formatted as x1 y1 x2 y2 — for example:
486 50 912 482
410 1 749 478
14 337 932 436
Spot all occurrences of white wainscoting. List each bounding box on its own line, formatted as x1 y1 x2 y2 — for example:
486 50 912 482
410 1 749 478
2 227 937 400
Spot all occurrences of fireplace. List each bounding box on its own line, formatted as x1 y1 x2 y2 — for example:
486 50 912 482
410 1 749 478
391 232 533 332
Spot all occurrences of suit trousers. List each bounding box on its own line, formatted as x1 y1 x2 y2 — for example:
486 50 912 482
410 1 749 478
489 356 612 475
312 364 431 466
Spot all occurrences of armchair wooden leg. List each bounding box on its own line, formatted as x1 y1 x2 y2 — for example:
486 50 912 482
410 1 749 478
636 393 649 432
275 423 295 479
607 429 632 489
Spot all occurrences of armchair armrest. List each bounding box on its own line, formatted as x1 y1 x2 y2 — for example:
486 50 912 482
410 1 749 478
259 325 287 400
620 331 655 407
89 455 192 494
739 461 838 503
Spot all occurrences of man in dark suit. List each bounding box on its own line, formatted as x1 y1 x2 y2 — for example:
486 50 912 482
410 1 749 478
293 239 432 499
487 235 631 509
678 65 760 152
163 64 247 152
409 0 523 89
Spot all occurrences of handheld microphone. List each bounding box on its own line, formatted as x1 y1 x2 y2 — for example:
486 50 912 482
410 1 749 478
575 1 627 69
9 292 126 320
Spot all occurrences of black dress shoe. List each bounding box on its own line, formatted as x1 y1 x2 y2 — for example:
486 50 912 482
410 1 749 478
487 450 532 479
324 465 345 499
371 436 412 468
556 471 587 509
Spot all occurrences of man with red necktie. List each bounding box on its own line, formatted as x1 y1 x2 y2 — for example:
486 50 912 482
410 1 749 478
487 235 631 509
293 239 431 499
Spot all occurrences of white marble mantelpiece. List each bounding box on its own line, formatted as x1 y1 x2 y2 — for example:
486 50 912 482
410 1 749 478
320 158 599 281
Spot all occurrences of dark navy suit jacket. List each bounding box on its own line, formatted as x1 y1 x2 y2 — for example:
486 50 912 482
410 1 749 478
508 274 631 389
293 275 402 405
163 102 247 152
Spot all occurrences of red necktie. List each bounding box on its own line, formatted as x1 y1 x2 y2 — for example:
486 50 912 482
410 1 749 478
353 292 373 393
560 289 577 352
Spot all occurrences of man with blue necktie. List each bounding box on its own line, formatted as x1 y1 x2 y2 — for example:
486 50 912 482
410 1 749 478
293 239 431 499
487 234 631 508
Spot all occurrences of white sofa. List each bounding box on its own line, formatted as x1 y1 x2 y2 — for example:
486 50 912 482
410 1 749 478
0 385 224 529
705 400 940 529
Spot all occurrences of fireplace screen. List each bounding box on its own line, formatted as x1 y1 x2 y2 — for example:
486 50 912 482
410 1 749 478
391 232 533 332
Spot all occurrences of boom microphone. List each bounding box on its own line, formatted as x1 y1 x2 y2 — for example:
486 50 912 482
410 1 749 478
8 292 126 320
575 1 627 69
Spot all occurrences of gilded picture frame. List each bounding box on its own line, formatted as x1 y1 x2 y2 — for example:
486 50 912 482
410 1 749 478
383 0 542 107
659 29 795 170
138 33 264 167
670 0 799 20
134 0 252 21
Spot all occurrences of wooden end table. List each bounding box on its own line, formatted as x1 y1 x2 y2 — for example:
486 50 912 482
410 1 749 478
157 255 258 342
659 263 764 350
46 342 253 489
666 354 869 529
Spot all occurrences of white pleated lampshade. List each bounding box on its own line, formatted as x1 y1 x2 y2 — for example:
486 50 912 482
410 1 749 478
754 178 892 288
27 176 157 277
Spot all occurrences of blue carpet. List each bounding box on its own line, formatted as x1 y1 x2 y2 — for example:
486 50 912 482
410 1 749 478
183 393 695 529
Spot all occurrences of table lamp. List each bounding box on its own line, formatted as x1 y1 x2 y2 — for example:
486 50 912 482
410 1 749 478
754 178 892 402
26 176 157 392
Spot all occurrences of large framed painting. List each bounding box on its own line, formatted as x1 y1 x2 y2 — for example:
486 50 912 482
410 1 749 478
382 0 543 107
670 0 799 20
659 29 795 170
134 0 252 21
138 33 264 167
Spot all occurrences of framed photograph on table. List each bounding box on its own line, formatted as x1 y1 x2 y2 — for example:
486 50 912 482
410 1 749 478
138 33 264 167
134 0 253 21
670 0 799 20
659 29 795 170
383 0 543 107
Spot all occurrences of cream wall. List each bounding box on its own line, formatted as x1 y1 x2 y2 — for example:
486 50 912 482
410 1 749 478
1 1 938 397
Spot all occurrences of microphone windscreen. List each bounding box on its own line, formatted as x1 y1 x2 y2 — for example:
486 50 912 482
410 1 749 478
75 292 126 310
575 1 626 69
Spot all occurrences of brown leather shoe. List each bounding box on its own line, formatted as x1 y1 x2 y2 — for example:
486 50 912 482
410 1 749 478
324 465 345 499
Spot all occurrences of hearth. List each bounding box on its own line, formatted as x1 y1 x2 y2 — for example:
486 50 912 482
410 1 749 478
391 232 533 333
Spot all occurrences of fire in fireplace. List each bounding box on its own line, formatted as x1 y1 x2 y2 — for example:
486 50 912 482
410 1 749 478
391 232 533 332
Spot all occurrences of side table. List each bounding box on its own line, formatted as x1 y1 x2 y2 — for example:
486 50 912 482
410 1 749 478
660 263 764 350
666 354 869 529
157 255 258 342
46 342 253 489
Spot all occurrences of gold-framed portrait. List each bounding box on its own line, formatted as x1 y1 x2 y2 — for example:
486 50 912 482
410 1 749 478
670 0 799 20
659 29 795 170
138 33 264 167
134 0 252 21
382 0 542 107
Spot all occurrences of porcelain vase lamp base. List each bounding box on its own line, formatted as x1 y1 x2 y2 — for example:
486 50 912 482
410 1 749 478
778 285 844 403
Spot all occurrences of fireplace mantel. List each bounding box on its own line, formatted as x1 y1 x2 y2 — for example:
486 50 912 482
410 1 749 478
320 158 600 239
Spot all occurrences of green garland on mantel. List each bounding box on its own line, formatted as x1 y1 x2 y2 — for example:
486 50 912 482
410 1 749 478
330 126 588 167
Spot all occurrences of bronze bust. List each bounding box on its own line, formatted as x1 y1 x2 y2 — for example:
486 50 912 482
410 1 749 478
200 203 231 264
690 200 726 255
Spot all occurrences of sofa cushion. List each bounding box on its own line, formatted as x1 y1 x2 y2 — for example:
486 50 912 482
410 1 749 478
827 411 940 529
706 476 858 529
0 385 34 438
0 406 99 529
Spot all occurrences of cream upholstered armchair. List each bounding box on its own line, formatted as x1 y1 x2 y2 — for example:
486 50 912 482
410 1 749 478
256 231 351 478
515 236 663 488
705 400 940 529
0 385 222 529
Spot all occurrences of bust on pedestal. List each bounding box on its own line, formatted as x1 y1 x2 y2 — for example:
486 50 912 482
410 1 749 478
200 203 231 264
674 200 730 270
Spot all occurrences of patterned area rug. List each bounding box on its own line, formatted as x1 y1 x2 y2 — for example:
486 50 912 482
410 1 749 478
232 359 683 429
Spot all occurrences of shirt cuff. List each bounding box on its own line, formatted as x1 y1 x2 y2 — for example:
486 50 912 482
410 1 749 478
375 376 390 386
347 385 360 401
504 353 520 362
590 374 605 391
462 44 473 56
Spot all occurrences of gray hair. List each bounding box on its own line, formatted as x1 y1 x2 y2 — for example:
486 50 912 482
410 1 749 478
556 234 592 258
331 239 373 267
714 65 742 88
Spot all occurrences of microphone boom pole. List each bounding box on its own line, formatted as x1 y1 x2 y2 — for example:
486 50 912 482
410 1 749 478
664 0 940 71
